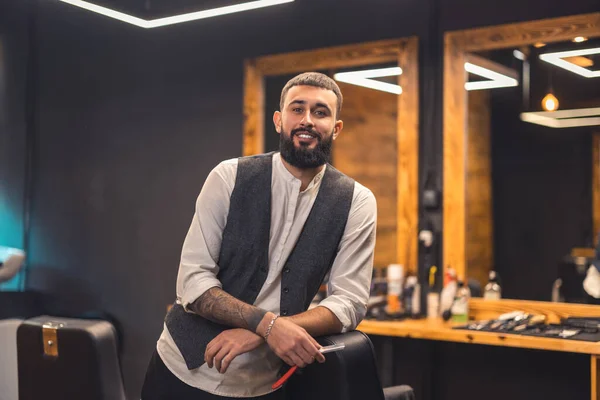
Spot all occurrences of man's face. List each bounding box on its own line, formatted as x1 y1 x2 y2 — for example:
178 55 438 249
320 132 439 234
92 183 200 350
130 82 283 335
274 85 343 169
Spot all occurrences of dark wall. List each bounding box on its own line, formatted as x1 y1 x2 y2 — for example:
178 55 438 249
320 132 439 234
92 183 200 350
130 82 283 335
1 0 598 398
0 0 30 289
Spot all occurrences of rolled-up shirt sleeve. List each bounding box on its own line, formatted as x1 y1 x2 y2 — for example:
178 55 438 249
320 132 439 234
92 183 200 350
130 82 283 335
176 160 237 311
317 184 377 332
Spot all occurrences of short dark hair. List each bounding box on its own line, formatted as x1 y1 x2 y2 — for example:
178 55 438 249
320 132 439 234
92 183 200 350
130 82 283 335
280 72 343 118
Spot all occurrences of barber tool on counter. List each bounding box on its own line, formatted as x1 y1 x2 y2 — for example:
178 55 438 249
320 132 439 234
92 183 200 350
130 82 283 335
457 311 600 341
462 311 544 332
561 317 600 331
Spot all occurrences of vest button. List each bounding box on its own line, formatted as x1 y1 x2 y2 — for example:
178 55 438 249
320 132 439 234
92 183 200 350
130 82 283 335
284 268 290 273
283 287 289 293
282 309 288 316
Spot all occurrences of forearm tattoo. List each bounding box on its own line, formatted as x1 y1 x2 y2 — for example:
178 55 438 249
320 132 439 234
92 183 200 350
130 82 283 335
191 287 267 333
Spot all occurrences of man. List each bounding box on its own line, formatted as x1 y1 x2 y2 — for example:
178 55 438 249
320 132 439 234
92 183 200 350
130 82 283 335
142 72 377 399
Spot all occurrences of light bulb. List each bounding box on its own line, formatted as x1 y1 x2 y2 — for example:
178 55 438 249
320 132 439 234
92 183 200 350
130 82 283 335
542 93 559 111
572 36 588 43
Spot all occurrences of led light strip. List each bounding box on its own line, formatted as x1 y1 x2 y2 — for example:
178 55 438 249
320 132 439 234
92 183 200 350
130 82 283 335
333 67 403 95
520 107 600 128
464 62 519 91
59 0 295 28
539 47 600 78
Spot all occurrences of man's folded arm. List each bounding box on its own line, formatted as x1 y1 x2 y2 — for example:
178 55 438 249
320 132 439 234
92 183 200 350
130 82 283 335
188 287 268 333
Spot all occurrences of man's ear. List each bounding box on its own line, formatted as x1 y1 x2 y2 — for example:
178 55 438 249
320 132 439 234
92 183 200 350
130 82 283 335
273 111 282 134
332 119 343 140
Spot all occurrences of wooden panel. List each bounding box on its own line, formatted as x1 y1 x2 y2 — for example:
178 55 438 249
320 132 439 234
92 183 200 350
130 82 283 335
358 317 600 355
332 82 398 267
469 298 600 324
443 33 467 280
592 355 599 400
594 133 600 241
243 59 264 156
573 248 596 258
460 13 600 51
254 39 404 76
396 38 419 275
466 90 493 288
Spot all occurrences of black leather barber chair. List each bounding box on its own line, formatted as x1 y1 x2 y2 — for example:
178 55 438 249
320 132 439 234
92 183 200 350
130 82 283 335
286 330 415 400
17 315 126 400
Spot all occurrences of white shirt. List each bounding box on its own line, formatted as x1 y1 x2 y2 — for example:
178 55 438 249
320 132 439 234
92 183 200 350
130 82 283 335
157 152 377 397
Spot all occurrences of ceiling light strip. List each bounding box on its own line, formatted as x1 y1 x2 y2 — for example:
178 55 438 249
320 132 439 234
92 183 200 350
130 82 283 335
147 0 295 28
464 62 519 91
539 47 600 78
334 67 403 95
60 0 149 27
59 0 295 28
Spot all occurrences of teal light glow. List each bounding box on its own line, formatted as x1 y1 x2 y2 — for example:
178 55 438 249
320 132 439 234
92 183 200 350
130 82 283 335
0 199 25 291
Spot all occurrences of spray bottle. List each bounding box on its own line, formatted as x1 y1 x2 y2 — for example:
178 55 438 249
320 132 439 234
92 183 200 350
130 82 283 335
439 266 457 317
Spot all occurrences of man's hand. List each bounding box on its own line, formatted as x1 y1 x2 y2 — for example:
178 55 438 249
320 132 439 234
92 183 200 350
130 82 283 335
204 329 264 373
259 315 326 368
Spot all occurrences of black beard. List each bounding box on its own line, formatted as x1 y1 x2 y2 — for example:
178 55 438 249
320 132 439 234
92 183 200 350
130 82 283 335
279 127 333 169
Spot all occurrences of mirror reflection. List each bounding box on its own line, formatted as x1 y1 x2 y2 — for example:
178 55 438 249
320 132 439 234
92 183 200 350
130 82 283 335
464 38 600 303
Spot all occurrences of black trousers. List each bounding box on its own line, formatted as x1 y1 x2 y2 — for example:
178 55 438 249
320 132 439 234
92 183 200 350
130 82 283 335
141 349 286 400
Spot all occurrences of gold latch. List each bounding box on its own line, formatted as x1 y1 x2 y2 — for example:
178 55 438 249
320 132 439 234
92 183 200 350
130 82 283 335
42 322 64 358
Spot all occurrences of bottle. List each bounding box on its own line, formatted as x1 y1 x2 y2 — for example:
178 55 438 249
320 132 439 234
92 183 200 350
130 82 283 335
403 276 421 316
386 264 404 314
439 266 457 317
483 270 502 300
551 278 564 303
412 278 421 316
427 265 439 319
451 280 470 323
403 276 416 315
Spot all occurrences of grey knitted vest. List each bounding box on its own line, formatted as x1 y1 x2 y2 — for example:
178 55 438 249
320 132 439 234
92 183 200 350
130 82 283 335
165 152 355 370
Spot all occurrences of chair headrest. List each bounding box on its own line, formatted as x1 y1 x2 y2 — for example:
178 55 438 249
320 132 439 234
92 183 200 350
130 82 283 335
0 252 25 283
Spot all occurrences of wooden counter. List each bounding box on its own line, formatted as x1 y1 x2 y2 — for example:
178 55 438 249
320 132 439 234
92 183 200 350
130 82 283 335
358 298 600 400
358 318 600 356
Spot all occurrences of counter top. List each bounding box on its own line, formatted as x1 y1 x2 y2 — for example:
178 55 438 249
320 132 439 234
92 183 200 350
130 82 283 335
358 318 600 355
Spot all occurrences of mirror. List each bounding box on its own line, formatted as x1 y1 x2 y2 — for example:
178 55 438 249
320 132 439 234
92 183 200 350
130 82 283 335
444 13 600 303
243 39 419 272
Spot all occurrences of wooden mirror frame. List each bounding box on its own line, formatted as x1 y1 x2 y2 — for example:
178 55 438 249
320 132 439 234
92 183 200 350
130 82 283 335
243 38 420 271
443 13 600 282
